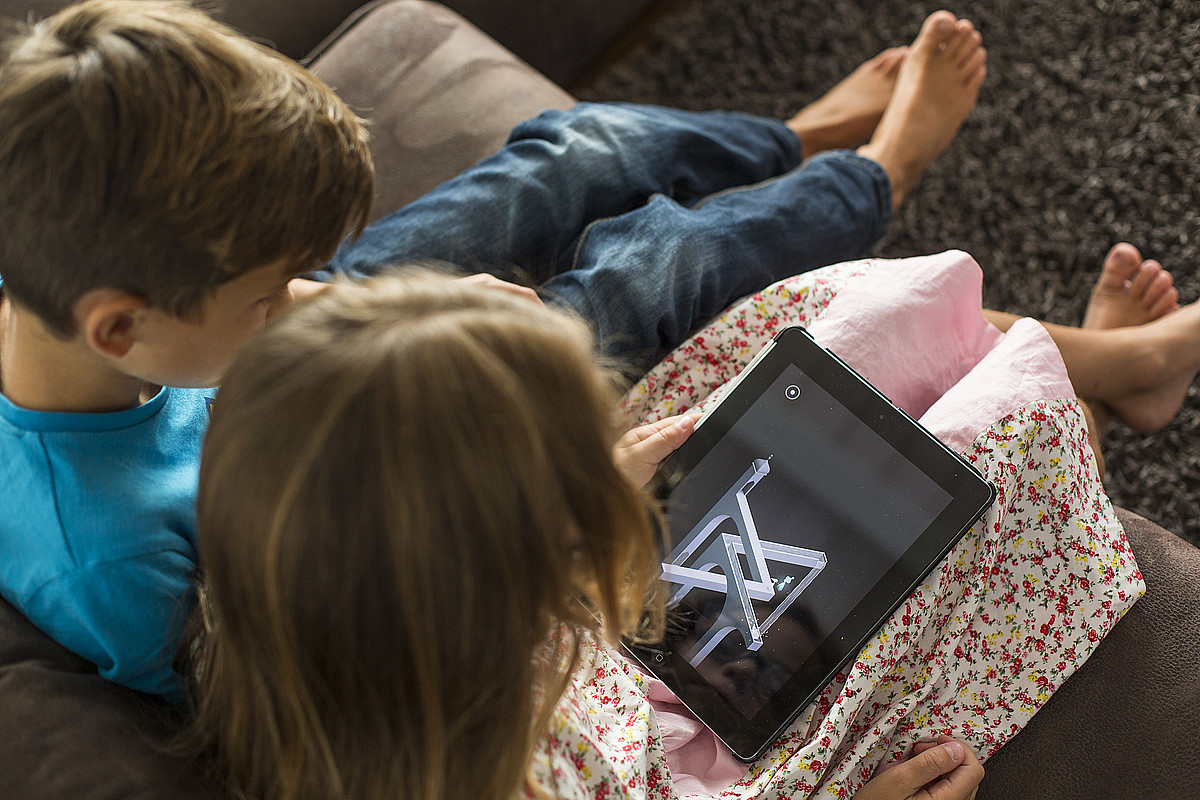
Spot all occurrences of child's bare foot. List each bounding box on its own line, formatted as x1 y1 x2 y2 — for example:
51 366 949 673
1082 242 1179 330
1092 301 1200 433
786 47 909 157
856 11 987 208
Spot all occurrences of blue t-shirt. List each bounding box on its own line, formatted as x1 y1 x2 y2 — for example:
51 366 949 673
0 385 213 703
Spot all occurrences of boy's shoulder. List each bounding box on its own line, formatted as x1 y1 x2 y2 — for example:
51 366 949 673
0 385 214 587
0 385 214 701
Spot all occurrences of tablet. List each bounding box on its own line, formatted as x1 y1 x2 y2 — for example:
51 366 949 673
623 326 996 762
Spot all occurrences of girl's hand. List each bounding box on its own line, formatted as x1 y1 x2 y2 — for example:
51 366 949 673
854 738 984 800
455 273 543 306
285 277 330 302
264 278 329 321
612 414 700 488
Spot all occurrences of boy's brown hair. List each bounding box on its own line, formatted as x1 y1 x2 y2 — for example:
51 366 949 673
0 0 373 336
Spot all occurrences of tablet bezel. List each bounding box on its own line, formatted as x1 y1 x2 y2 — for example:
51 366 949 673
623 325 996 762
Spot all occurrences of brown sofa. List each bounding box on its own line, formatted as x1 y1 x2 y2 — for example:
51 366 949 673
1 2 1197 798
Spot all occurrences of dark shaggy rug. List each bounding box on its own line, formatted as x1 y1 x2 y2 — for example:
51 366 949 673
577 0 1200 546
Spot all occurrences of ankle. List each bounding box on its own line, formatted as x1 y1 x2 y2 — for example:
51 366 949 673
856 143 910 209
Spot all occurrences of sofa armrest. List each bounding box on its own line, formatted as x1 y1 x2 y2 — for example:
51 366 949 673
978 506 1200 799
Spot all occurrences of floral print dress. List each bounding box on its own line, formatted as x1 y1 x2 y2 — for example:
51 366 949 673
528 251 1144 799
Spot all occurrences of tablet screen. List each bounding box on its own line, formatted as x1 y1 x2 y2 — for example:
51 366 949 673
627 326 995 761
660 363 952 719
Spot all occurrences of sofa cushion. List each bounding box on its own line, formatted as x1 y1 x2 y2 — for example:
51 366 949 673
308 0 574 221
0 596 206 799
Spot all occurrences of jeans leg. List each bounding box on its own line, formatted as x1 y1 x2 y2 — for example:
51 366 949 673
542 150 892 368
328 102 802 283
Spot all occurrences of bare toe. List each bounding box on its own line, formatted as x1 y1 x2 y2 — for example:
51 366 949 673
1128 259 1161 298
961 33 985 68
878 46 909 68
1150 285 1181 318
1083 243 1178 329
1141 266 1180 316
918 10 959 50
966 47 988 85
1105 242 1143 284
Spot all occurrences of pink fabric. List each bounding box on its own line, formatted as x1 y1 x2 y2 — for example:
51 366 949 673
648 680 750 796
647 251 1079 794
805 251 1005 420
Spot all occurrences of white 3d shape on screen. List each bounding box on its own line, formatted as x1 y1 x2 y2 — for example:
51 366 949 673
661 458 828 667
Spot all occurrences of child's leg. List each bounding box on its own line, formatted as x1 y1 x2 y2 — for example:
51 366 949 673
1077 398 1110 479
984 247 1199 434
542 12 987 366
329 46 913 284
543 150 891 365
330 102 804 281
786 47 908 157
1004 308 1200 434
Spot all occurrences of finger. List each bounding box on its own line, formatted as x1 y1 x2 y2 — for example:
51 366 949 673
613 416 697 488
875 739 940 777
925 741 985 800
266 278 324 321
909 739 943 756
623 413 701 444
628 415 695 462
885 740 968 792
456 274 544 306
926 760 985 800
287 277 330 301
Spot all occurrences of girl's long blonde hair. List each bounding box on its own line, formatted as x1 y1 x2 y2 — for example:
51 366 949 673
189 272 663 800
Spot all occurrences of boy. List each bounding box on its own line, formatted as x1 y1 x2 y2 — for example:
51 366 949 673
0 0 373 701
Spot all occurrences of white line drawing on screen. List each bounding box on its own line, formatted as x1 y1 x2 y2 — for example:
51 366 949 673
661 458 828 667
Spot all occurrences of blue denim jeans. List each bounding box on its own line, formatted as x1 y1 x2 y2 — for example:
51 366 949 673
330 102 891 368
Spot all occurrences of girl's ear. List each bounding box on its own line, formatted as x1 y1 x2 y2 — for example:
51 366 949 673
74 289 149 359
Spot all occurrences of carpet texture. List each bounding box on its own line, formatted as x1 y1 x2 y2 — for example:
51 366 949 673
577 0 1200 546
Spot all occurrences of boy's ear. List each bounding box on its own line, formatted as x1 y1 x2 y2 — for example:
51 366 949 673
74 289 149 359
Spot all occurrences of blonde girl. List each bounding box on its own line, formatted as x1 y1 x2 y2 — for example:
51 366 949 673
188 270 990 800
189 273 674 800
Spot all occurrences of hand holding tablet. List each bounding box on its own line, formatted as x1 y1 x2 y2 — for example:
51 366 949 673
625 326 996 762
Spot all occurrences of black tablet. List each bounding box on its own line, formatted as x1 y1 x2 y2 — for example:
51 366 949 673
623 326 996 762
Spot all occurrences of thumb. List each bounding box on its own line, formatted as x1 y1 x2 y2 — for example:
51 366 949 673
884 741 967 792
